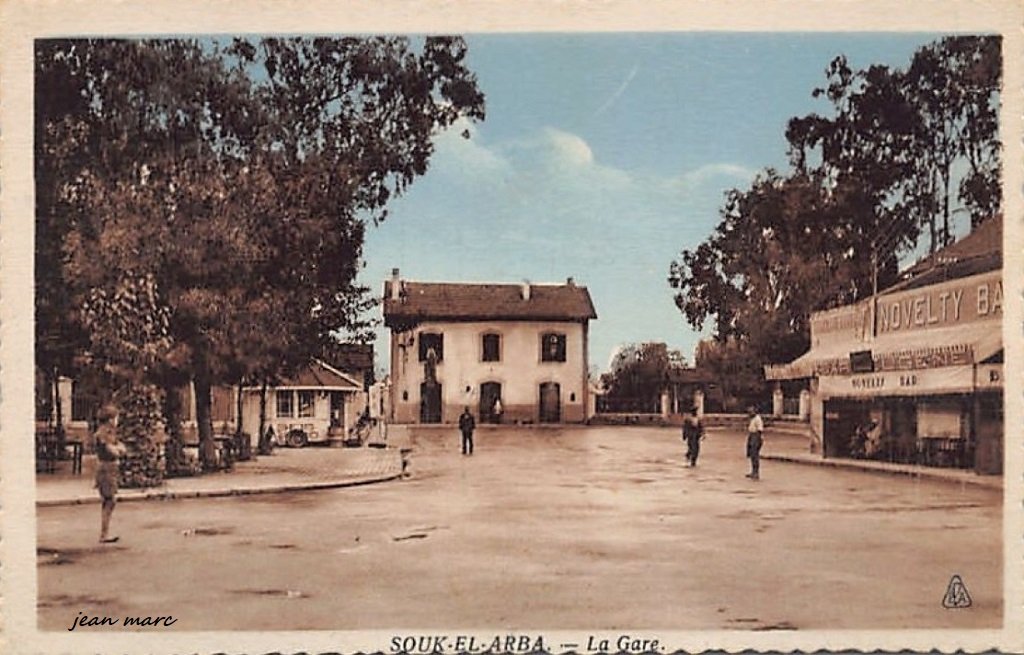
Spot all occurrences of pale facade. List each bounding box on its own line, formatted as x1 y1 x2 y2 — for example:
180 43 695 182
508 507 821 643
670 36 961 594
389 319 589 424
383 272 597 425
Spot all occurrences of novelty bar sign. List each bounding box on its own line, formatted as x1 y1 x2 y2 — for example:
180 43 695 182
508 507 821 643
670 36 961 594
876 270 1002 335
819 365 977 397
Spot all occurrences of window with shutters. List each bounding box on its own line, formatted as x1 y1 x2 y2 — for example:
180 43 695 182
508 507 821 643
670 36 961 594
482 333 501 362
540 332 567 362
418 332 444 362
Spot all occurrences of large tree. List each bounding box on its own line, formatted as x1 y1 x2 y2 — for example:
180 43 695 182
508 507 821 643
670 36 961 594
36 37 485 471
787 36 1001 254
670 35 1001 378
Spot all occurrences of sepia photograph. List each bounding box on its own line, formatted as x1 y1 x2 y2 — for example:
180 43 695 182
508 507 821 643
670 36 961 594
2 1 1022 654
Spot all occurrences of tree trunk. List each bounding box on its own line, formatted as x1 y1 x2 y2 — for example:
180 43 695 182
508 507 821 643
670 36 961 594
235 378 252 461
52 369 65 444
161 382 187 475
194 360 217 471
258 378 271 455
235 379 244 437
928 171 938 256
941 160 952 247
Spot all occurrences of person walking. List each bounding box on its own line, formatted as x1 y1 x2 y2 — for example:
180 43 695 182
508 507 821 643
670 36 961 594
682 406 704 467
745 405 764 480
492 397 503 425
458 407 476 455
94 404 127 543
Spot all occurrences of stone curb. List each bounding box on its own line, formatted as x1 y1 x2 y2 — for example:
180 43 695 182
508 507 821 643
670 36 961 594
36 470 405 508
762 453 1002 490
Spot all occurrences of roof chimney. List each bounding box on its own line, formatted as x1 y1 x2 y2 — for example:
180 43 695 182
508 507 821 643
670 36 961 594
521 281 531 301
390 268 401 300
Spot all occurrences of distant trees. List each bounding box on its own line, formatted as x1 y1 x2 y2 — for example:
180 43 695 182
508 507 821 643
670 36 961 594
36 37 485 479
669 36 1001 381
692 338 766 412
600 343 686 412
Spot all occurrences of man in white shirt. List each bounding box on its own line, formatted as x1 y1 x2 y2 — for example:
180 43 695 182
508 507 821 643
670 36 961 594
745 405 764 480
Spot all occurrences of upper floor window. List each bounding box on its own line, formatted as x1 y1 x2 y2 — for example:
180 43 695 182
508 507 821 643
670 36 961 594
482 333 501 362
541 332 567 362
419 332 444 362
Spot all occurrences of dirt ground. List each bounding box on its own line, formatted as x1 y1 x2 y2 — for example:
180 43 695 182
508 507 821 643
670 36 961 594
37 425 1002 631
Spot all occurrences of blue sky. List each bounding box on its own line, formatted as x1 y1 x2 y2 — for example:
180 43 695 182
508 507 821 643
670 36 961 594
359 33 946 373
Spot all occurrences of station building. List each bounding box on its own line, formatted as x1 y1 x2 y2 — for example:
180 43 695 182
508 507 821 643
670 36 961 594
766 217 1003 474
383 270 597 425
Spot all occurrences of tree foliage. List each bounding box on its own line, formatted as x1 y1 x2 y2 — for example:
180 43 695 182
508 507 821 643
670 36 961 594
693 338 766 412
36 37 485 469
600 342 685 412
670 36 1001 377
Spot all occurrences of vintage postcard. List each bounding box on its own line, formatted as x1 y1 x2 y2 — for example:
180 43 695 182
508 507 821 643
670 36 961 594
2 1 1022 653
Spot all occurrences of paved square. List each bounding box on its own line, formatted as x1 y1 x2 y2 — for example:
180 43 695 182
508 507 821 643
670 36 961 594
38 426 1001 630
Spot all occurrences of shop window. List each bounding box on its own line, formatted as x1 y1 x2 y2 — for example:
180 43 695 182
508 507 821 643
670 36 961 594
297 390 315 418
541 332 567 362
482 333 501 362
419 332 444 362
276 390 294 418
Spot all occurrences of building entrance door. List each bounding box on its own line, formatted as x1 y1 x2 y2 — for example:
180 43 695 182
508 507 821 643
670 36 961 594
539 382 560 423
330 392 344 429
420 382 442 424
480 382 502 423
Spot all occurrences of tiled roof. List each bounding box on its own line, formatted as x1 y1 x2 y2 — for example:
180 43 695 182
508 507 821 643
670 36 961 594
383 281 597 326
278 360 361 390
887 215 1002 294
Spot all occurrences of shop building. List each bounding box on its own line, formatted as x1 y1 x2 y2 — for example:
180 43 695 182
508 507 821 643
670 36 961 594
766 218 1003 473
383 270 597 424
238 359 365 447
39 359 366 450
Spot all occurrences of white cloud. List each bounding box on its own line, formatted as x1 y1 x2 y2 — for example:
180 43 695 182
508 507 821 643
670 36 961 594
433 118 511 179
669 162 757 191
544 128 595 166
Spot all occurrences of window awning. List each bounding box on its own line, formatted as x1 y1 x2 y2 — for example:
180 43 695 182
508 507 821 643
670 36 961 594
765 321 1002 381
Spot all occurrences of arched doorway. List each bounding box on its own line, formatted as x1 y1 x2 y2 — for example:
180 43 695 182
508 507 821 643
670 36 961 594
480 382 502 423
420 382 442 424
539 382 560 423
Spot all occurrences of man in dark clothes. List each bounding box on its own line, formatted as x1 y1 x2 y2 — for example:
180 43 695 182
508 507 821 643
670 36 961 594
682 406 704 467
458 407 475 455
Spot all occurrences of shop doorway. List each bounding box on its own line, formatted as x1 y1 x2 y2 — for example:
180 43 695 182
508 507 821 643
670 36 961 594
420 382 442 424
480 382 502 423
823 399 870 459
539 382 560 423
973 392 1003 474
330 391 344 428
